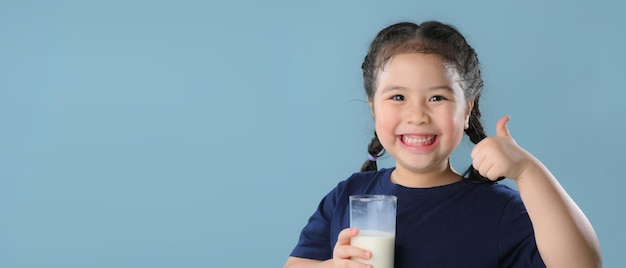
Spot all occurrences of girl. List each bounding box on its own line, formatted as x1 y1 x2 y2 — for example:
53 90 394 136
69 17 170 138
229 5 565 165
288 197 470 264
285 21 601 268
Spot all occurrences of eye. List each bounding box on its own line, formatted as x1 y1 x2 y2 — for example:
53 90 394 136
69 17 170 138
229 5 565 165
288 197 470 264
429 95 446 102
391 95 405 101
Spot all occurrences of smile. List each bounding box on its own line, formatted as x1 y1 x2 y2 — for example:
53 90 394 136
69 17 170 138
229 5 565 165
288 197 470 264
401 135 436 146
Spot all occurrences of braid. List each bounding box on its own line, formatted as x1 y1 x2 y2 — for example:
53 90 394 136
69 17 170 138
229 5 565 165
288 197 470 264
360 132 385 172
464 96 487 144
462 97 502 183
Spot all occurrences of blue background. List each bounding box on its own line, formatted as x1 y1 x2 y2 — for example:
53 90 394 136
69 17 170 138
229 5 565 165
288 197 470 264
1 0 624 267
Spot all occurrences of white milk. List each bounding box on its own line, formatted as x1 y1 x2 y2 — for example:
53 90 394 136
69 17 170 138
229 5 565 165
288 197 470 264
350 230 395 268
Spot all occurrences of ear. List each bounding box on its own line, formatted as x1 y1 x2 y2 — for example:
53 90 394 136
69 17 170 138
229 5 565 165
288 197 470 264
464 98 474 129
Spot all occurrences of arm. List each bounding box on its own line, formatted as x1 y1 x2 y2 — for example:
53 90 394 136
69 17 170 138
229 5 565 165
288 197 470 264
472 116 601 267
515 156 601 267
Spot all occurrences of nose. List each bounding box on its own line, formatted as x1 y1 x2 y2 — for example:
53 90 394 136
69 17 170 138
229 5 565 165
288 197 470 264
405 101 430 125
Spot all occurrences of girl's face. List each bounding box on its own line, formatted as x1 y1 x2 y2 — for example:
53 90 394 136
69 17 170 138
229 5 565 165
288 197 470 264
370 53 473 182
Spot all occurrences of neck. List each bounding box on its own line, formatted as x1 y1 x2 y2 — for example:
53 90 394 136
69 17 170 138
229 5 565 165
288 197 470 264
390 163 461 188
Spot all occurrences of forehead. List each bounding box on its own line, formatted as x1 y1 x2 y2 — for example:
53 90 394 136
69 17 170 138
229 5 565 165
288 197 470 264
376 53 462 92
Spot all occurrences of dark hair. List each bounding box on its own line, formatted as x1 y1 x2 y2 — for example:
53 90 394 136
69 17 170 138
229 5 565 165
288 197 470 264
359 20 494 183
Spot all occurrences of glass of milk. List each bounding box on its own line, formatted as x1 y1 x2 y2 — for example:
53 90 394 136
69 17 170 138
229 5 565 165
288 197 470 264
349 195 397 268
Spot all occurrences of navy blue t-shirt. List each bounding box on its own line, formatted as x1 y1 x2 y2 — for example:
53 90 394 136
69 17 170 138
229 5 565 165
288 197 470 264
290 168 545 267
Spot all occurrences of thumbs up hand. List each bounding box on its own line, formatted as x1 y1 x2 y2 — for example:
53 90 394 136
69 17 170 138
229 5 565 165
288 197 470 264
470 116 531 181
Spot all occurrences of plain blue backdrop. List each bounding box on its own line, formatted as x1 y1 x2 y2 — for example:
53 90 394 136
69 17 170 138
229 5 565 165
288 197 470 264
1 0 624 267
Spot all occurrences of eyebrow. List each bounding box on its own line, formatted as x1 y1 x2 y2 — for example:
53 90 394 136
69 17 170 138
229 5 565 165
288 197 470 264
381 85 455 94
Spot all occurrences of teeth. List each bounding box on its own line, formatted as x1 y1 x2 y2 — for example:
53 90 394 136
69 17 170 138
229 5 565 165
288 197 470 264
403 135 435 145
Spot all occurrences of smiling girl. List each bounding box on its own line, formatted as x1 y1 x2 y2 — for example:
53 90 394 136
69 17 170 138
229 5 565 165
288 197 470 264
285 21 601 268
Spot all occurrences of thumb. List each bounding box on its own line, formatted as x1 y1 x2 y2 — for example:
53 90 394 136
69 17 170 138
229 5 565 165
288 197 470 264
496 115 512 137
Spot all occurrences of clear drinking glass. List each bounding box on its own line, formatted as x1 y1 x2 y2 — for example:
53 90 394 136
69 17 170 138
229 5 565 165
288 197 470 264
349 195 397 268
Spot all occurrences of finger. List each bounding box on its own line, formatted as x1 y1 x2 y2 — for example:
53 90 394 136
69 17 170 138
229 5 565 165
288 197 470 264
473 152 499 181
471 150 486 171
334 228 371 260
336 228 359 247
470 140 485 159
334 258 373 268
335 244 372 260
475 158 490 178
496 115 511 138
483 162 498 180
471 140 488 166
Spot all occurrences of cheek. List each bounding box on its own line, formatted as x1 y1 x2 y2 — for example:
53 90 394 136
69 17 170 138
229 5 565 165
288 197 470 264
373 109 398 138
374 112 391 132
454 112 467 126
374 122 396 152
441 109 469 134
453 103 470 124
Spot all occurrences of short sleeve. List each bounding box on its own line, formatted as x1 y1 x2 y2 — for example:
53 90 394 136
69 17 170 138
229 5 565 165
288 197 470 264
289 188 339 260
497 194 546 267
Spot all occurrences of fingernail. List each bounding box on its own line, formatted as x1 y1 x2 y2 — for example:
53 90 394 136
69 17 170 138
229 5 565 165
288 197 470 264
364 251 371 258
